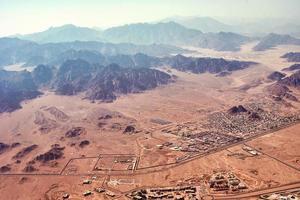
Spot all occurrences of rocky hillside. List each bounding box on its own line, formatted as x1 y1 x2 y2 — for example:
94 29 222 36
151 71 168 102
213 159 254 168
267 71 286 81
281 52 300 62
32 64 55 86
54 59 95 95
164 55 256 74
253 33 300 51
282 64 300 71
0 70 41 113
54 60 172 102
197 32 250 52
86 64 172 102
0 59 173 112
266 70 300 102
279 70 300 88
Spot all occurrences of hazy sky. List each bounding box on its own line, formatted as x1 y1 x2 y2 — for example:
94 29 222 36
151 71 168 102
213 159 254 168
0 0 299 36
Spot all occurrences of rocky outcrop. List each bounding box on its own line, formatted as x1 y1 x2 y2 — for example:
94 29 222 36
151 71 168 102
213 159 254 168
45 107 69 122
53 60 172 102
87 64 172 102
0 70 42 113
228 105 248 114
248 112 261 120
123 125 136 134
284 93 298 101
267 71 286 81
0 143 10 154
0 142 21 154
282 64 300 71
65 127 85 138
35 144 64 163
79 140 90 148
267 83 291 97
165 55 256 74
34 111 58 134
54 59 94 95
32 64 54 86
266 83 298 102
0 164 11 173
13 144 38 159
11 142 21 148
281 52 300 62
279 70 300 88
23 165 38 172
216 71 231 77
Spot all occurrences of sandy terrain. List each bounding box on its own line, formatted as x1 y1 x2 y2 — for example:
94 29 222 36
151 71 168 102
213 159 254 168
0 44 300 199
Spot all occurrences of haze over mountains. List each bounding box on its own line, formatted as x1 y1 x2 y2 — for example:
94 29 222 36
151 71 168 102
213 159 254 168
7 22 251 52
6 16 299 54
17 24 102 43
161 16 234 33
161 16 300 37
1 15 300 113
0 37 187 67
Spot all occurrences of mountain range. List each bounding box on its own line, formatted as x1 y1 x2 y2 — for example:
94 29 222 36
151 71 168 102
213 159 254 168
0 61 173 112
11 22 252 52
0 53 256 113
162 16 300 37
161 16 234 33
0 37 187 67
18 24 102 43
5 16 299 51
253 33 300 51
102 22 202 45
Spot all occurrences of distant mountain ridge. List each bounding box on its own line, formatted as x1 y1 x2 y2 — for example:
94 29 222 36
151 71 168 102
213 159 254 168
18 24 103 43
253 33 300 51
164 54 256 74
197 32 250 51
11 22 251 52
0 37 187 67
103 22 250 51
164 16 300 36
101 21 202 45
161 16 233 33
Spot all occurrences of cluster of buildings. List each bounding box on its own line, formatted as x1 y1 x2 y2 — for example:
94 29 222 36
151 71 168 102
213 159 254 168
180 131 242 153
127 186 198 200
259 190 300 200
206 104 300 138
209 171 247 193
62 177 116 199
